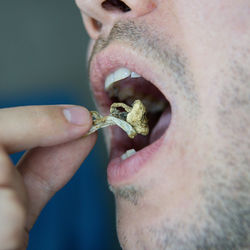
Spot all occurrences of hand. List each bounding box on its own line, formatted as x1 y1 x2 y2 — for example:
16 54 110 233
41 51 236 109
0 105 96 249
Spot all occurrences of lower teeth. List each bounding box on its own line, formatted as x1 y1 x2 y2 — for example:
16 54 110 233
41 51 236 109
121 149 136 160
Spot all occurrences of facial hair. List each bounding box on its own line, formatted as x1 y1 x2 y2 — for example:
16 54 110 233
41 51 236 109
88 20 250 250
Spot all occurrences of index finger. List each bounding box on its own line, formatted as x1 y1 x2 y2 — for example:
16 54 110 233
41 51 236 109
0 105 92 153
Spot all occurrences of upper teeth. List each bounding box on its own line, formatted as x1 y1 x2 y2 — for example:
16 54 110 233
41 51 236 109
105 67 141 90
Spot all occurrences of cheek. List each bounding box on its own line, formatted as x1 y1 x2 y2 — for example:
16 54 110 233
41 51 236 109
212 1 250 35
204 1 249 41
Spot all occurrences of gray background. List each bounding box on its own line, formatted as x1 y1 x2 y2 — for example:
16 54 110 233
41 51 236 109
0 0 93 104
0 0 120 249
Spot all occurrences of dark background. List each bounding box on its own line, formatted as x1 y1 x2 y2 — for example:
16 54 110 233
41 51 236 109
0 0 120 249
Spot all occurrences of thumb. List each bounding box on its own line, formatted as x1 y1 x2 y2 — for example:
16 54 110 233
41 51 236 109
0 105 93 153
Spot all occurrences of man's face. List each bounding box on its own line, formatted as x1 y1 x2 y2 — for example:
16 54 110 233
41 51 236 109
76 0 250 249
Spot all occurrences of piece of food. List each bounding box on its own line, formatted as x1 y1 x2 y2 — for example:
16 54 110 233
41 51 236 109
86 99 149 139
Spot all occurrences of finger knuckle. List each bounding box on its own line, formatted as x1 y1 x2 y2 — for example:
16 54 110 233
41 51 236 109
0 152 14 185
0 188 27 220
35 106 61 134
33 107 52 130
0 189 27 249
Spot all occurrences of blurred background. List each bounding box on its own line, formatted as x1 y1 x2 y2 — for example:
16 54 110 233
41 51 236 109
0 0 120 249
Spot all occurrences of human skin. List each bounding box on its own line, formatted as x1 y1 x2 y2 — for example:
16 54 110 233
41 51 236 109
0 106 96 249
76 0 250 249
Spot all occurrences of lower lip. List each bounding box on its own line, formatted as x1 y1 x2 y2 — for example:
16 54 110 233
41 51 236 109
107 137 163 185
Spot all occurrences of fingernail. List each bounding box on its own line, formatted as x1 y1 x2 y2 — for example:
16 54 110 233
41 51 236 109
63 107 90 125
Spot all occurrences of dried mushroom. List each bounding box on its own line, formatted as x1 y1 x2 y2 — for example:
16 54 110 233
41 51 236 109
86 99 149 139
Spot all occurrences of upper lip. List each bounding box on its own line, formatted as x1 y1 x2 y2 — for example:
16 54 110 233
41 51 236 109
88 42 171 115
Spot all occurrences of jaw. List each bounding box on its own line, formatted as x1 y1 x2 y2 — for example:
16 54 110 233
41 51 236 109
113 131 205 250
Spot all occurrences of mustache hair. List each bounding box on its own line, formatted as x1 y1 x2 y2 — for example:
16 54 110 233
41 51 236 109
88 20 148 70
87 20 198 109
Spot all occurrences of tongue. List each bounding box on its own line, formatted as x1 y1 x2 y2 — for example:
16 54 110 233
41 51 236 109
149 108 171 144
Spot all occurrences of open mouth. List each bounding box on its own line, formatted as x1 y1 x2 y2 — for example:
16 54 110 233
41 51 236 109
89 46 173 183
104 67 172 162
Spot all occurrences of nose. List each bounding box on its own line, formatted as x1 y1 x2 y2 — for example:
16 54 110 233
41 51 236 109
75 0 156 39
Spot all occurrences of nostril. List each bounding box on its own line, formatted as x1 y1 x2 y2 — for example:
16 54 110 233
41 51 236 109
91 18 102 32
83 15 103 39
102 0 131 13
